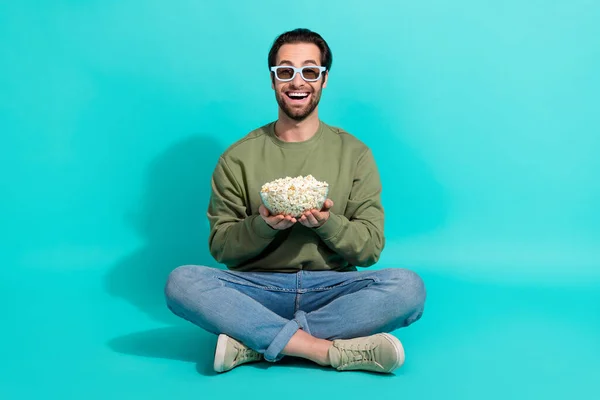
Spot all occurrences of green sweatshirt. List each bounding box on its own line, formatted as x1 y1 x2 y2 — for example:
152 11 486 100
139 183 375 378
207 120 385 272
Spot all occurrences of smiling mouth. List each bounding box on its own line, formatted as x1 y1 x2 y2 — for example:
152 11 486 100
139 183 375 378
286 91 310 102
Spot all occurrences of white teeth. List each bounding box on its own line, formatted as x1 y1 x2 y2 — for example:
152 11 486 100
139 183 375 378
288 92 309 99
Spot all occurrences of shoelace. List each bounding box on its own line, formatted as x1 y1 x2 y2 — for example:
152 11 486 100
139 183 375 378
338 342 382 368
233 345 260 363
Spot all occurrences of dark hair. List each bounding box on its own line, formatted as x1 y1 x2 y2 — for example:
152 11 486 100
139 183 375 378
268 28 333 72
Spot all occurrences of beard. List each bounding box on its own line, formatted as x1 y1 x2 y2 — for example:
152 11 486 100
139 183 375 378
275 86 323 121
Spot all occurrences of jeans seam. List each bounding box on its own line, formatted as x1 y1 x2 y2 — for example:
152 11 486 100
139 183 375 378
295 271 302 313
295 292 301 314
307 276 380 291
215 276 296 292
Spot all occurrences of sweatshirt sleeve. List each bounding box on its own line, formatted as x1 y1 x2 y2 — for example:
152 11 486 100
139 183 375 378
312 148 385 267
207 156 279 268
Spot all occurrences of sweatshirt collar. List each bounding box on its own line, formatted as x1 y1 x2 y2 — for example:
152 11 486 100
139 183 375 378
268 120 324 149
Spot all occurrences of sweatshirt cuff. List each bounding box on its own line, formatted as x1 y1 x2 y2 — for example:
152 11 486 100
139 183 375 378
313 212 344 240
251 215 280 239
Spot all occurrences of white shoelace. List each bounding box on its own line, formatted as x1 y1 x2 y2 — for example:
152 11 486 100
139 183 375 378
338 343 383 369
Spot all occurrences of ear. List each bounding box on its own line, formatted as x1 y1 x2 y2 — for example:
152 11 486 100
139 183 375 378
322 71 328 89
271 73 275 90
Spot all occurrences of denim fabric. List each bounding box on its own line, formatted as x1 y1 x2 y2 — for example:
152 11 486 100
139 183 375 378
165 266 426 362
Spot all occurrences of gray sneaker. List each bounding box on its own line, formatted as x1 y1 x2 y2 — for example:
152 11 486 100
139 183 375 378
213 334 263 373
328 333 405 373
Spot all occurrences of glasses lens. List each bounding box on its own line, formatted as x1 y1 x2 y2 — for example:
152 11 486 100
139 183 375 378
302 67 320 80
276 67 294 80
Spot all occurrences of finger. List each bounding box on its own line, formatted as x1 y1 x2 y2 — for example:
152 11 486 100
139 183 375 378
321 199 333 211
312 209 325 220
268 214 284 225
284 216 297 225
313 210 330 225
276 213 297 226
275 218 294 230
271 216 284 227
298 215 308 227
306 212 319 226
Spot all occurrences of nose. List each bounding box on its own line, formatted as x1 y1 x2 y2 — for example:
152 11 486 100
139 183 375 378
291 70 305 87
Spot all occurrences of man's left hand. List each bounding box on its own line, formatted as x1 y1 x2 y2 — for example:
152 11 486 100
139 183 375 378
299 199 334 228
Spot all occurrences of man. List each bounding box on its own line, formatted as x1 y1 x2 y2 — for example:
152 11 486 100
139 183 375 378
164 28 426 374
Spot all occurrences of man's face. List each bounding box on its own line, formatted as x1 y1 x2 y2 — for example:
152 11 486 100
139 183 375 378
271 43 328 121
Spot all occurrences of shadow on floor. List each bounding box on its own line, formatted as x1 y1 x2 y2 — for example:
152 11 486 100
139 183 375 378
104 135 225 324
106 326 219 376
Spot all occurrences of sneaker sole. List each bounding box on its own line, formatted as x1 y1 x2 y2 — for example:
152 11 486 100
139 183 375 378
380 333 405 372
213 334 228 373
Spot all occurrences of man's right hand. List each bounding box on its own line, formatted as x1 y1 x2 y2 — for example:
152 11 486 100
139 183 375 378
259 204 296 230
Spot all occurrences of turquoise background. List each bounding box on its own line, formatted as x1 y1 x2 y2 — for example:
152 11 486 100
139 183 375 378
2 1 599 399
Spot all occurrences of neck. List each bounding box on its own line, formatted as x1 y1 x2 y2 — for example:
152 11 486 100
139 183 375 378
275 110 320 142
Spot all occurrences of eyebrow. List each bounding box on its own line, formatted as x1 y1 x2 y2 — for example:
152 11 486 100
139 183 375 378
278 59 320 66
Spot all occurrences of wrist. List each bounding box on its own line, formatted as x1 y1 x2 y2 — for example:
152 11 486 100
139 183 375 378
252 214 279 238
313 212 343 239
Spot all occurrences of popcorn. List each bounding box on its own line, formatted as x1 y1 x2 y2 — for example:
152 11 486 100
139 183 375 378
260 175 329 217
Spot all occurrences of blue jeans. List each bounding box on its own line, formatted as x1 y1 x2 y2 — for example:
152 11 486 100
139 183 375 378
164 266 426 362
